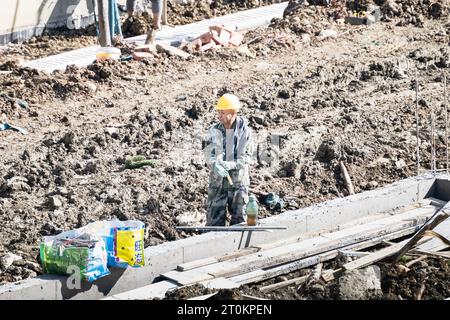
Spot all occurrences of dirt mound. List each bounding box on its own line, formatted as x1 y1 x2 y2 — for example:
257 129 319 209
0 28 97 64
381 0 449 27
168 0 283 25
122 11 153 37
381 258 450 300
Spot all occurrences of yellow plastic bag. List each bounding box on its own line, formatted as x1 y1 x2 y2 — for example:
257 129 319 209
116 227 145 267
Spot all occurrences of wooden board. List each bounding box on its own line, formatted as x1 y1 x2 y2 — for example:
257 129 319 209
161 269 214 286
343 240 409 270
417 218 450 252
391 201 450 264
177 257 218 271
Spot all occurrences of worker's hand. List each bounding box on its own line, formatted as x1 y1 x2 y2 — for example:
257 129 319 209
213 163 228 178
220 161 237 171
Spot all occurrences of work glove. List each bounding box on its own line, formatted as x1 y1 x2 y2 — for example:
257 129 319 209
213 162 229 178
220 161 237 171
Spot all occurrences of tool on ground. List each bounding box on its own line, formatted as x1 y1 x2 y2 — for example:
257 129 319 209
125 155 157 169
176 226 287 232
0 122 28 135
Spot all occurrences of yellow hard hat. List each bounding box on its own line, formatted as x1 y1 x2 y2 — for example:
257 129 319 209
216 94 241 111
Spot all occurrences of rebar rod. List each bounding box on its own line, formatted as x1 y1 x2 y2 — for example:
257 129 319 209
416 72 420 176
176 226 288 232
445 74 448 173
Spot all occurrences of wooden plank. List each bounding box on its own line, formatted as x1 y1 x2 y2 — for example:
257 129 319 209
343 240 409 271
409 249 450 259
405 255 427 268
217 247 260 262
161 269 214 286
259 275 309 293
177 257 218 272
344 237 431 270
338 250 370 258
417 218 450 252
391 201 450 264
320 206 436 240
227 270 266 284
177 247 258 271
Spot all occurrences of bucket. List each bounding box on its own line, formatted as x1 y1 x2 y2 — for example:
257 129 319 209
96 47 121 61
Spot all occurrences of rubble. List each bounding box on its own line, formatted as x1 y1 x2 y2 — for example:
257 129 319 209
189 25 244 52
338 266 382 300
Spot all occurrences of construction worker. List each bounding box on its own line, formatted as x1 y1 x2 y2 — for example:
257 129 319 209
204 94 255 226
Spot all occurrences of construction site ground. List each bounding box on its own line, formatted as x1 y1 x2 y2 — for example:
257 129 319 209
1 0 450 299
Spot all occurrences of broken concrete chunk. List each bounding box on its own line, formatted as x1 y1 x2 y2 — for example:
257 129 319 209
49 195 63 209
156 43 191 60
229 32 244 47
318 29 338 40
395 159 406 169
0 252 22 270
338 266 382 300
235 45 256 58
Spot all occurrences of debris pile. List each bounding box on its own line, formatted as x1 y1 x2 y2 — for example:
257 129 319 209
189 25 244 52
381 0 449 27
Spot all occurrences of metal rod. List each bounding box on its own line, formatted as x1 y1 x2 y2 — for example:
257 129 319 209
416 71 420 176
431 97 436 174
176 226 288 232
445 74 448 173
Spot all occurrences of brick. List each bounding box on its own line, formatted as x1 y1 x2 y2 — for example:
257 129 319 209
134 44 156 53
219 29 231 46
132 51 152 61
190 38 203 48
209 25 225 34
229 32 244 47
199 33 213 45
210 25 234 34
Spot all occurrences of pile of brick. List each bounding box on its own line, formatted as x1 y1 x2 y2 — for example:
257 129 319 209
190 25 245 52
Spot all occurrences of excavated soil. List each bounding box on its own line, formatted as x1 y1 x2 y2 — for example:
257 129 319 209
0 1 450 298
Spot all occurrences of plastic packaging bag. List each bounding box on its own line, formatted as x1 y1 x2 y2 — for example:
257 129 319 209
39 233 110 282
103 220 145 268
39 220 145 282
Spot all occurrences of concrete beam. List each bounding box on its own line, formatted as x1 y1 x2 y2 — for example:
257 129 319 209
0 173 445 300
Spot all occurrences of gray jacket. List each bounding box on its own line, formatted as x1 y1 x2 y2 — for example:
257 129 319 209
205 116 254 189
